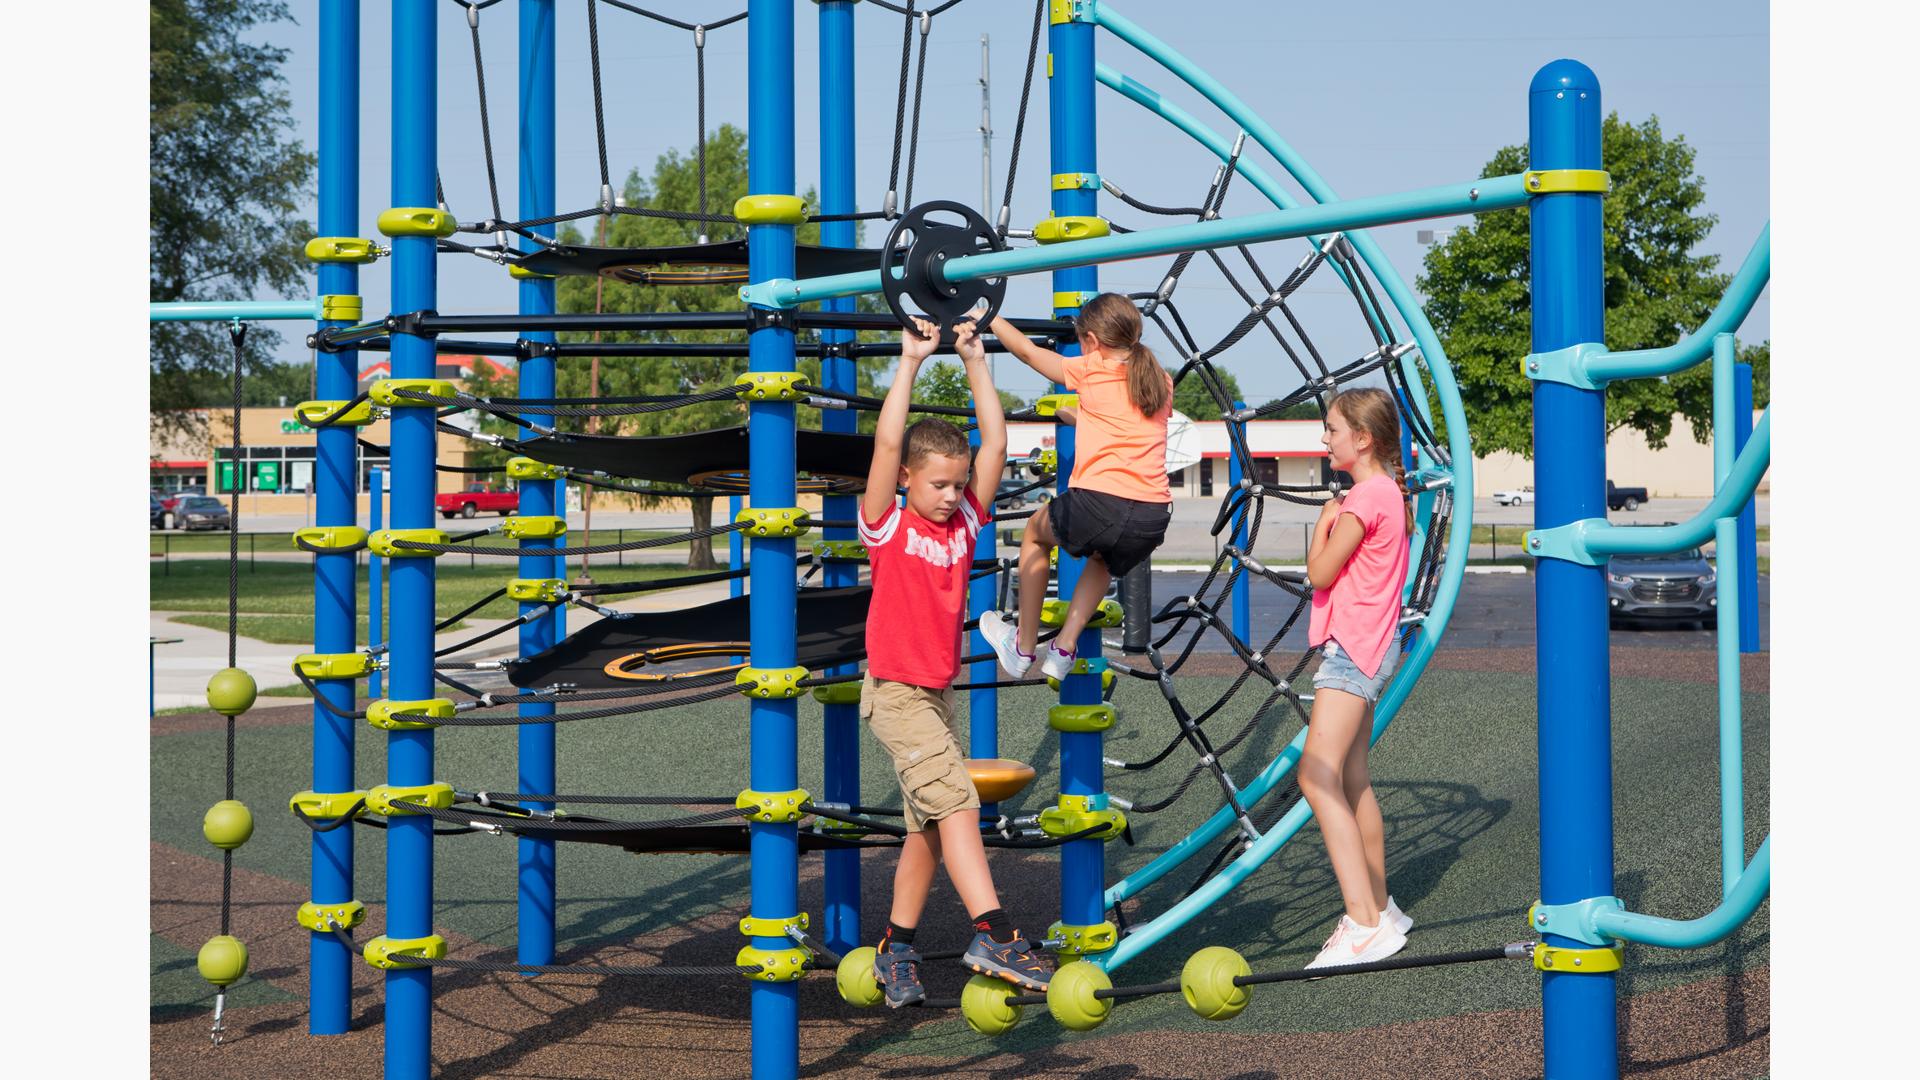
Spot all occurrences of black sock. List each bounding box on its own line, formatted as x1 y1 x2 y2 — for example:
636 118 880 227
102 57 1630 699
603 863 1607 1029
971 908 1013 941
883 921 917 947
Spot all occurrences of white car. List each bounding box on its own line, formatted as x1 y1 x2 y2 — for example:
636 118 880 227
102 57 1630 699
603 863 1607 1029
1493 486 1534 507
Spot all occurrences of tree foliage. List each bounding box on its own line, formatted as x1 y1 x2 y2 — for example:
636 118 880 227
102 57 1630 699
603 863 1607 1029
1417 113 1768 458
1171 365 1243 419
150 0 315 437
916 361 1026 414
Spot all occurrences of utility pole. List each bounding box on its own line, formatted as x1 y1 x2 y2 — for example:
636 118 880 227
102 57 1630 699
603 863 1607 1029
980 34 993 213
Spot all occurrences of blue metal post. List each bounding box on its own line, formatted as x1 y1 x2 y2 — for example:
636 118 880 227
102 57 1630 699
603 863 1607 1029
817 0 862 957
1228 401 1250 643
1734 364 1760 652
746 2 800 1074
370 467 385 700
516 0 560 971
729 495 745 598
386 2 437 1075
1050 4 1107 949
309 0 359 1037
1528 60 1615 1079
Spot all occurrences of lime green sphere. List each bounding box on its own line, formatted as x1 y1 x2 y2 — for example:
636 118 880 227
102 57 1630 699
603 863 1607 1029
202 799 254 850
1180 945 1252 1021
198 935 250 987
959 974 1023 1036
1045 960 1113 1031
835 947 884 1008
206 668 257 716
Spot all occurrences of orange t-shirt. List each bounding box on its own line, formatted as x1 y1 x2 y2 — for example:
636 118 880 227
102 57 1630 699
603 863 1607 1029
1061 354 1174 504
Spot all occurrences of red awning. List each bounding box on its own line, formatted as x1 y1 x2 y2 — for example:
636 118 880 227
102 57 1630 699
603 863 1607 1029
151 460 209 469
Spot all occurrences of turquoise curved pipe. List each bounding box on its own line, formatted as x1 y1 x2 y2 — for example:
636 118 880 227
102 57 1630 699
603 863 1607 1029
150 299 324 322
1594 838 1769 948
1582 224 1770 384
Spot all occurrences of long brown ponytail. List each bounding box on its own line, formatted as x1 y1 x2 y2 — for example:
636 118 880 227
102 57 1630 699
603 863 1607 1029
1328 387 1413 533
1074 293 1170 417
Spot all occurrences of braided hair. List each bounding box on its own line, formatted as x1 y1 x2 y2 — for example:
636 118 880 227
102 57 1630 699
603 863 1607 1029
1327 387 1413 533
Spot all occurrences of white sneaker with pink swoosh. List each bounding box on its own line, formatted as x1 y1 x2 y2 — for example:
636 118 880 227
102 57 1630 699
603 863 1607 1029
1304 914 1409 970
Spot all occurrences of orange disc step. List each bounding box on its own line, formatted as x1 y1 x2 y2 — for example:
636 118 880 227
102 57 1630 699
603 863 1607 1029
965 758 1037 803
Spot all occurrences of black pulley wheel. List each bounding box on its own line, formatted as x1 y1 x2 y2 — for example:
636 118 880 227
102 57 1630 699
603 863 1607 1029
881 201 1008 343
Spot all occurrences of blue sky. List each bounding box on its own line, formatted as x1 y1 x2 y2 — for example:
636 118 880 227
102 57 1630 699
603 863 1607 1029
258 0 1769 403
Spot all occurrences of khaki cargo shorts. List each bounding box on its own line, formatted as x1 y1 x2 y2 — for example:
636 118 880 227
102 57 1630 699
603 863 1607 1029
861 674 980 831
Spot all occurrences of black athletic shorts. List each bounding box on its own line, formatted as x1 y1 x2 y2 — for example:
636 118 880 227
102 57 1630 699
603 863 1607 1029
1046 488 1173 579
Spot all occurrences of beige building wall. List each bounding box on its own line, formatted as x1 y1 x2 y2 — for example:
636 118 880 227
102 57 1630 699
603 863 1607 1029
1471 410 1767 499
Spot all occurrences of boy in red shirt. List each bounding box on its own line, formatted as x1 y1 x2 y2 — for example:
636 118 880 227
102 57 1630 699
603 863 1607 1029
860 315 1052 1007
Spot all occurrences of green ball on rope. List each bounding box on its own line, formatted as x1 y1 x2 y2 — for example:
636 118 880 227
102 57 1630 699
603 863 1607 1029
1180 945 1252 1021
198 935 250 987
1045 960 1113 1031
959 974 1023 1035
206 668 257 716
834 947 884 1008
203 799 254 850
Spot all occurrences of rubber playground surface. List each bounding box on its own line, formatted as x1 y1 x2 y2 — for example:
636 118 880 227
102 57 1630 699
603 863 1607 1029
150 642 1768 1078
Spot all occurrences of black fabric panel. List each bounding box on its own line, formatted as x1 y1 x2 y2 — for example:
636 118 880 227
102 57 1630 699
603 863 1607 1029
508 585 872 690
509 426 874 488
516 239 883 280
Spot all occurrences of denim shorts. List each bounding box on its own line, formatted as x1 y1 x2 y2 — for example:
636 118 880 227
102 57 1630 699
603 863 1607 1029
1312 637 1400 703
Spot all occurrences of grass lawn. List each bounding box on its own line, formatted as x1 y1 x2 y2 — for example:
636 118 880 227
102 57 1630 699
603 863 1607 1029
150 527 681 557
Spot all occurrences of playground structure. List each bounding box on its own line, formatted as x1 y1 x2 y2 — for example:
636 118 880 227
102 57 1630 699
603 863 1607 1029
152 2 1772 1079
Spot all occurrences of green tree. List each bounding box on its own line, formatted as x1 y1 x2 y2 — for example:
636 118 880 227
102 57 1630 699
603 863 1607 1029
917 360 1026 413
1258 399 1324 421
1172 365 1243 419
1417 113 1769 457
150 0 315 437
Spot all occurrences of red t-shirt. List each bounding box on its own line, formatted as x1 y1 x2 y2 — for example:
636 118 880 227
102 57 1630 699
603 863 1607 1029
859 489 990 689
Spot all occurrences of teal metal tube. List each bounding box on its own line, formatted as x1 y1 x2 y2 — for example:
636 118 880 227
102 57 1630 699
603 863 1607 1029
1568 412 1770 560
1593 838 1770 948
1582 225 1769 384
742 175 1529 309
149 299 322 322
1711 334 1745 897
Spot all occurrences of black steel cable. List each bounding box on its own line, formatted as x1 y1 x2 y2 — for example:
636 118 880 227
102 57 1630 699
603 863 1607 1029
695 28 708 231
464 2 504 227
601 0 746 33
902 8 930 209
220 321 246 937
998 0 1046 236
586 0 612 194
885 1 915 213
437 587 508 631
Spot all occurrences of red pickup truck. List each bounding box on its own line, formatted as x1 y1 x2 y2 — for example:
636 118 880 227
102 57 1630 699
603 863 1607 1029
436 483 518 519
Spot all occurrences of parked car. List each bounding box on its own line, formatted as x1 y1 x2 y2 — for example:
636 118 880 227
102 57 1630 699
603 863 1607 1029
996 478 1035 509
156 486 207 527
151 492 166 529
1492 485 1534 507
174 495 232 532
436 483 519 519
1607 480 1648 512
1606 532 1716 627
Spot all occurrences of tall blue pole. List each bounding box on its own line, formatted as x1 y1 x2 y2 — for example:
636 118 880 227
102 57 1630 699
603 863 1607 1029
1228 401 1250 643
1049 3 1106 949
516 0 560 971
1528 60 1615 1079
817 0 862 957
308 0 358 1038
729 495 745 599
386 2 437 1076
746 2 799 1075
370 467 385 700
1733 363 1760 652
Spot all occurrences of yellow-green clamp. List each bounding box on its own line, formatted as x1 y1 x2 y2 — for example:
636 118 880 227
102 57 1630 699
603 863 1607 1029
363 934 448 970
1049 0 1093 25
293 399 376 428
1047 920 1118 959
735 371 808 402
377 207 458 238
501 516 567 541
736 507 812 538
737 944 811 982
364 782 457 816
1034 393 1079 417
812 540 868 562
289 790 368 821
734 194 810 226
368 529 449 558
297 899 366 933
1034 216 1110 244
739 912 810 939
294 526 369 552
1533 942 1623 974
508 264 555 281
1034 449 1059 475
1040 597 1123 629
507 578 569 603
737 666 810 699
810 681 862 706
1048 703 1117 733
305 237 383 264
1052 290 1097 311
368 378 459 407
1039 793 1127 842
320 294 363 322
1523 169 1611 195
506 456 569 481
365 698 456 731
293 652 375 680
737 788 811 824
1051 172 1100 191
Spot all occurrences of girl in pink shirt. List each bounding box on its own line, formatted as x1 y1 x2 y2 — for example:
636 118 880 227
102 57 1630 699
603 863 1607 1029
1300 387 1415 970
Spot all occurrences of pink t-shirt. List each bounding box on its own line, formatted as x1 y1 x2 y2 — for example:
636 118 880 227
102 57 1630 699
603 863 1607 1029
858 489 990 689
1308 474 1410 679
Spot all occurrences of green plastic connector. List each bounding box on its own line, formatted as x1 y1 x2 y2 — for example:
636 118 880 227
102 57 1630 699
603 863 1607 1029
293 652 375 680
368 528 449 558
506 456 569 481
506 578 569 603
810 681 863 706
734 370 808 402
735 506 812 539
737 788 811 824
1038 793 1127 842
1049 0 1093 25
365 698 456 731
1047 920 1119 959
1533 942 1623 974
736 944 811 982
1033 216 1110 244
507 263 555 280
812 540 868 562
1524 341 1610 391
737 666 810 699
368 377 458 407
289 790 368 821
739 912 809 939
1039 597 1123 629
305 237 381 264
377 207 458 238
293 398 376 428
501 515 567 540
734 194 810 226
1046 666 1116 694
296 899 366 933
1052 290 1096 311
1034 393 1080 417
1051 171 1100 191
1523 168 1612 195
364 782 456 817
294 525 369 552
320 294 363 322
1048 703 1117 733
1035 449 1058 474
362 933 448 970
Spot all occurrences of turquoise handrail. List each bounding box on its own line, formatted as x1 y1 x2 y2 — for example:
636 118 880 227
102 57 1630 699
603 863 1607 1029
149 299 324 322
1580 224 1770 384
1710 334 1747 896
1593 839 1770 948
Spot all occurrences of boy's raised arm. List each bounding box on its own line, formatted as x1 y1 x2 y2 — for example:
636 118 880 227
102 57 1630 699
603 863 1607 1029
864 316 940 524
955 320 1007 512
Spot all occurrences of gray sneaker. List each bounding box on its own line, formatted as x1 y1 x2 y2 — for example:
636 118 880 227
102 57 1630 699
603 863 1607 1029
961 930 1052 992
873 941 925 1008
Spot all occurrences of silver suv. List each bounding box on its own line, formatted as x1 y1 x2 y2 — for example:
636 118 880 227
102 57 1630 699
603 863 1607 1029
1606 539 1717 627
